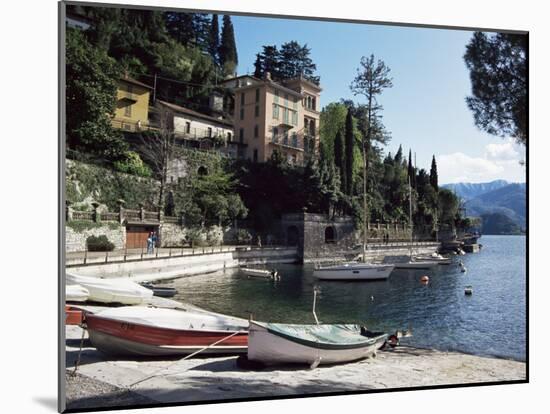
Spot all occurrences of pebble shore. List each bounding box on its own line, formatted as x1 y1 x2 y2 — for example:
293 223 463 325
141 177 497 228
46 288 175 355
65 325 526 410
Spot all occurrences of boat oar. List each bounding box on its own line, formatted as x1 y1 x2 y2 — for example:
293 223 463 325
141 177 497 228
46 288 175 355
128 330 247 388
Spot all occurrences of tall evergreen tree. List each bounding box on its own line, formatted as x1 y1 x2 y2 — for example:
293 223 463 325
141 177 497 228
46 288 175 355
164 12 195 45
253 53 262 78
334 130 346 194
344 109 355 195
208 14 220 64
192 13 211 51
219 15 238 77
408 149 416 189
395 145 403 164
430 155 439 190
278 41 320 84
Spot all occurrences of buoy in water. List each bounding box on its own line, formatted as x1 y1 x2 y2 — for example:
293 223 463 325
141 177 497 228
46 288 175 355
464 286 473 295
460 266 467 273
420 275 429 284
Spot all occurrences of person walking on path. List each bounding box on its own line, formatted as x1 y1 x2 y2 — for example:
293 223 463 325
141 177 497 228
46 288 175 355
152 231 158 253
146 232 153 254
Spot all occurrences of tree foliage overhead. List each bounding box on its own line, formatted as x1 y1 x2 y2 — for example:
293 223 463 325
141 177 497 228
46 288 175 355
253 41 320 84
464 32 527 145
65 28 127 161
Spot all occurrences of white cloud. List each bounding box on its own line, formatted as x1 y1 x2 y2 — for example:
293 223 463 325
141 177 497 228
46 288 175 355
439 140 526 184
485 139 521 161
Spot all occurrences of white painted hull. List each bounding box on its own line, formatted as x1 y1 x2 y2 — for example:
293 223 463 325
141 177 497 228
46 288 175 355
247 322 386 365
393 261 439 270
66 272 153 305
313 263 394 280
66 284 89 302
241 268 275 278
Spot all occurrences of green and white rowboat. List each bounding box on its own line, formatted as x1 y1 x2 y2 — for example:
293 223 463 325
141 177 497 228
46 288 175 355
247 321 388 366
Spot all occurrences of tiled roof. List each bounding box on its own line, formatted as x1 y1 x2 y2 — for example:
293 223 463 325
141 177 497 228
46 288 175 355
120 76 153 90
157 100 233 127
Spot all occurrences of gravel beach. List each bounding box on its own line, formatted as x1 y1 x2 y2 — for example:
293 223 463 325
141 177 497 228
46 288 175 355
64 325 526 410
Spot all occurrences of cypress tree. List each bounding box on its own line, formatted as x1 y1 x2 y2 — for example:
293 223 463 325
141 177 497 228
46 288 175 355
334 130 346 193
344 110 354 195
208 14 220 64
253 53 262 78
430 155 439 190
219 15 238 77
408 149 415 188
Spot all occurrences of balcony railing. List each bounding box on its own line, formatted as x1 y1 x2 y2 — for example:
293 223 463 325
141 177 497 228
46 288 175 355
112 118 156 133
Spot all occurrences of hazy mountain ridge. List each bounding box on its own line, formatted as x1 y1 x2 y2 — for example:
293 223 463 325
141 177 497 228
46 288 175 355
442 180 526 233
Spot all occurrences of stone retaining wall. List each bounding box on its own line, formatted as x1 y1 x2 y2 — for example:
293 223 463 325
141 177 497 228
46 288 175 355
66 224 126 252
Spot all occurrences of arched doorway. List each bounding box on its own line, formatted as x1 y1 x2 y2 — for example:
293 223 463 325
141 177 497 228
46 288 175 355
325 226 337 243
287 226 299 246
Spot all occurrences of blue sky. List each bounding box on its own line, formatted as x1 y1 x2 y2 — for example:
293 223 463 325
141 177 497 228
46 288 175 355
230 15 526 184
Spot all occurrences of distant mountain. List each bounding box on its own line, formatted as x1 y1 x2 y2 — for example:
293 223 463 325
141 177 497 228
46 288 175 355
480 212 523 235
442 180 526 232
443 180 510 200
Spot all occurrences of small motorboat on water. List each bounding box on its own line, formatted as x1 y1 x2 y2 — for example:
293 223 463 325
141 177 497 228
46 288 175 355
140 282 178 298
241 267 280 280
247 321 388 366
313 263 394 281
85 306 249 357
393 260 439 270
414 252 452 265
66 284 89 302
66 272 153 305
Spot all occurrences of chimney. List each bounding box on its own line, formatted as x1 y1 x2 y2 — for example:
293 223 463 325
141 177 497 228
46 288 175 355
264 71 272 81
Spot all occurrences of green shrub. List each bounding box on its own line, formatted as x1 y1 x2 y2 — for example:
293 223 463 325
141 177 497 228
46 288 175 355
86 235 115 251
236 229 252 245
114 151 152 177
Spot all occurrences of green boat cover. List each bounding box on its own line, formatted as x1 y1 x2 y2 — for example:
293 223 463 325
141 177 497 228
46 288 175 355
261 322 387 350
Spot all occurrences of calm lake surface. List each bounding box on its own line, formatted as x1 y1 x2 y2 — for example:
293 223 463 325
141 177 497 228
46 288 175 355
172 235 526 361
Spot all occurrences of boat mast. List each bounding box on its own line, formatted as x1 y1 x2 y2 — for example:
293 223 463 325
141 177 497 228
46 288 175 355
408 176 413 260
363 140 367 263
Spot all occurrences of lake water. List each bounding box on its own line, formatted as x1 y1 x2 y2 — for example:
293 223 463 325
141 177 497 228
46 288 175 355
172 235 526 361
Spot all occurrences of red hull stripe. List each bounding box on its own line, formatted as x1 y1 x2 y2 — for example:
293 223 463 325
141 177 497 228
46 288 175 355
86 314 248 347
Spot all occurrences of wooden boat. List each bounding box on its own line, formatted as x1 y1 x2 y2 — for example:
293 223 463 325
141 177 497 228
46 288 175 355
66 272 153 305
66 284 89 302
313 263 394 281
247 321 388 366
140 282 178 298
241 268 280 280
85 306 249 357
65 305 84 325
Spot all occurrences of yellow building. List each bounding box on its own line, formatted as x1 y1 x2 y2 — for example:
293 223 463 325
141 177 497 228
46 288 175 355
112 76 152 132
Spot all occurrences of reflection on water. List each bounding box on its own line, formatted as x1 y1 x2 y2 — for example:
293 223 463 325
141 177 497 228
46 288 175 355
171 236 526 361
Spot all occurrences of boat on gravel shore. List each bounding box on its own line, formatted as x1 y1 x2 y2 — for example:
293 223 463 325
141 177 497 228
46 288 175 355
85 306 249 357
247 321 388 366
66 272 153 305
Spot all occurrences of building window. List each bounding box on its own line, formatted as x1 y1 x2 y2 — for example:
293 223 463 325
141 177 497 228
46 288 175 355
240 107 244 120
293 97 297 110
185 121 191 133
124 103 132 117
255 105 259 117
283 108 289 124
241 92 245 105
274 89 279 103
304 118 309 132
283 131 289 145
255 88 260 103
284 94 289 107
227 132 232 142
272 104 279 119
272 126 278 142
312 97 316 111
292 111 298 126
253 149 258 162
310 119 315 135
239 128 244 143
254 125 259 138
207 127 212 138
291 132 298 147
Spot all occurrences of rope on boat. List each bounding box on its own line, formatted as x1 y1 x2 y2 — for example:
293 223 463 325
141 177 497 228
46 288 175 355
127 330 247 388
71 324 87 376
